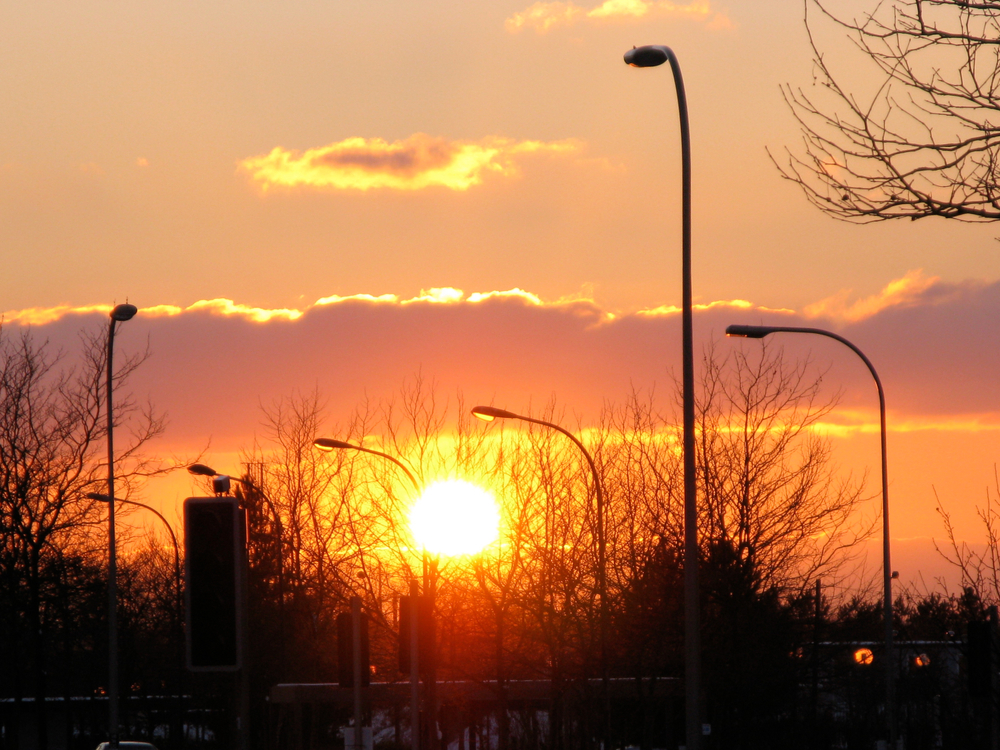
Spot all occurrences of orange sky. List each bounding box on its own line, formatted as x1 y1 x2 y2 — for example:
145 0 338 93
6 275 1000 591
3 1 999 588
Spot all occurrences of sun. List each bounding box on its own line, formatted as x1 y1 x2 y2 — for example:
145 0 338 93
409 479 500 557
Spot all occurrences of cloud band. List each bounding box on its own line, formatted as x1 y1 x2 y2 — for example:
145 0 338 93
240 134 580 192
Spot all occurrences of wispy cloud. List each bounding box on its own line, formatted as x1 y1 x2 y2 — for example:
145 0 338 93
2 289 576 329
3 300 304 326
239 134 581 192
505 0 732 33
316 293 399 307
812 413 1000 438
2 303 114 326
637 299 793 317
467 289 543 305
403 288 467 305
804 270 942 323
136 300 302 323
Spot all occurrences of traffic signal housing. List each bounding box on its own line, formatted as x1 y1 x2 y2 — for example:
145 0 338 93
968 620 995 697
184 497 245 671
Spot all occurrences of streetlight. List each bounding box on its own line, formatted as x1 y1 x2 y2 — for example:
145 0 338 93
470 406 609 742
102 302 137 749
88 491 184 749
187 463 285 546
725 323 896 746
622 44 701 750
87 493 181 616
313 438 424 750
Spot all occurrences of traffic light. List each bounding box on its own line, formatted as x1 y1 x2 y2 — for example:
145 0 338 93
968 620 995 697
184 497 245 671
338 607 371 687
398 593 434 676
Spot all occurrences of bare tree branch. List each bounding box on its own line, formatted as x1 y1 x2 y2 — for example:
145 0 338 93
777 0 1000 221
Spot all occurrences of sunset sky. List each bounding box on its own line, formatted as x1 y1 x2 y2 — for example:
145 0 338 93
3 0 999 587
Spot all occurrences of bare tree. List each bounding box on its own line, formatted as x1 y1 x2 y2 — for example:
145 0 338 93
776 0 1000 221
935 469 1000 604
695 341 871 590
0 324 164 744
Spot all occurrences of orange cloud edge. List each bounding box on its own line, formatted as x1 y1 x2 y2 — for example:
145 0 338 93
2 287 791 327
505 0 734 34
0 271 950 328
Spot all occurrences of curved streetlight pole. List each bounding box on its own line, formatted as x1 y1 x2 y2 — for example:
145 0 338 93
103 303 137 749
471 406 609 743
313 438 424 750
726 323 895 746
87 492 181 617
313 439 421 495
623 44 701 750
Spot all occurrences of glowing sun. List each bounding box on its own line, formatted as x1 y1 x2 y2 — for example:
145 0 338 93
409 479 500 556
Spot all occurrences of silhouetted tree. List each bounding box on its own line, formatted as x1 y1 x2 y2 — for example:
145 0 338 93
696 341 870 589
0 324 163 745
777 0 1000 221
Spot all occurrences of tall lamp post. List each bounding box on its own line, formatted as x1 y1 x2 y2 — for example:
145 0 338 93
313 438 425 750
187 463 285 564
313 439 421 495
622 44 701 749
470 406 608 742
102 302 137 749
725 323 896 746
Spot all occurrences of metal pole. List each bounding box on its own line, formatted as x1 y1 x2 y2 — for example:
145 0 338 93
484 406 609 742
725 324 893 746
352 596 364 750
101 303 136 749
622 45 700 748
238 504 250 750
313 441 426 747
426 557 439 750
105 317 119 750
663 48 702 750
410 579 421 750
470 407 608 747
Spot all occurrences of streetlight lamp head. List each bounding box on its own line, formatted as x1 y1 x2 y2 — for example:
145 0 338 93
725 324 771 339
313 437 357 452
471 406 519 422
624 45 670 68
87 492 112 502
187 463 218 477
110 304 138 322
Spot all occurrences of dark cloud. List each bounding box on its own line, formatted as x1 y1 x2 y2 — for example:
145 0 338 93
9 278 1000 453
312 137 455 174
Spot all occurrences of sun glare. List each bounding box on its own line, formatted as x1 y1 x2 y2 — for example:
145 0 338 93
409 479 500 557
